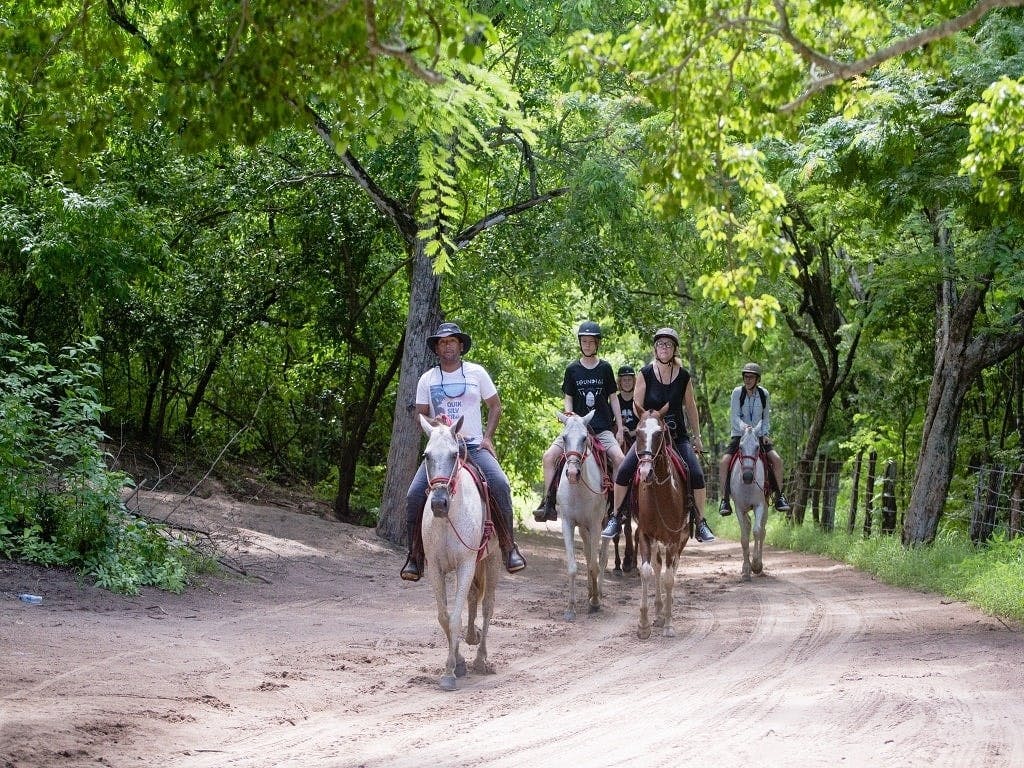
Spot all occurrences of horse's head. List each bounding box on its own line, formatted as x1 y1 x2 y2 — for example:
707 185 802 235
634 410 667 482
738 422 762 484
556 410 594 484
419 414 465 517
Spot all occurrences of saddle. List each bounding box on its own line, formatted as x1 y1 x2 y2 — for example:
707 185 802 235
460 458 505 562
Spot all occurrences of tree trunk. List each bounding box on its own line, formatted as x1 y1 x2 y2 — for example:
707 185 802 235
376 244 442 545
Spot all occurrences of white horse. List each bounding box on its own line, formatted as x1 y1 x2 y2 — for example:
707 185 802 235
554 411 608 621
730 422 768 581
418 414 500 691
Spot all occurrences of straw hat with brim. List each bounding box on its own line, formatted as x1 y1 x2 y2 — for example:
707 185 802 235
427 322 472 353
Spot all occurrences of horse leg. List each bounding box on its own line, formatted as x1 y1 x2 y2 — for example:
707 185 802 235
612 533 622 574
430 570 459 691
471 552 498 674
752 500 767 575
562 518 578 622
581 526 601 612
441 560 475 689
652 545 665 627
623 513 636 573
637 535 653 640
659 548 677 637
738 505 753 582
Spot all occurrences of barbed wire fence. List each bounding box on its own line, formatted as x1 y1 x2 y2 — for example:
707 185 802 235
707 450 1024 541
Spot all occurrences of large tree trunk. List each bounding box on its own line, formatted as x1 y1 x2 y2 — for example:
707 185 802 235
375 244 442 544
780 208 865 524
903 267 1024 545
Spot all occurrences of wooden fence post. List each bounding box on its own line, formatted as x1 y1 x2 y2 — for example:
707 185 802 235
863 450 877 537
881 460 898 534
847 448 865 534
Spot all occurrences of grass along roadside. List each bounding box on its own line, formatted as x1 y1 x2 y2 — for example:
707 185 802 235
712 513 1024 626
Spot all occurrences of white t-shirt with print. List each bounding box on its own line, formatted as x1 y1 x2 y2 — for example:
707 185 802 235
416 362 497 445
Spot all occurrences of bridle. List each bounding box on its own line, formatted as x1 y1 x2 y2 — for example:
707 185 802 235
562 437 606 495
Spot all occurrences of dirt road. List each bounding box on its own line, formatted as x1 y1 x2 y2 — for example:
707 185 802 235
3 491 1022 768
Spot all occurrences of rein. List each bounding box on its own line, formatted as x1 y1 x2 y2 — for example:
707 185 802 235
562 435 612 495
425 443 492 558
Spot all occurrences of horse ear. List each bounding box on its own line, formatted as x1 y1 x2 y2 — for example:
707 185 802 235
451 415 465 435
418 413 435 435
581 410 595 425
557 410 570 424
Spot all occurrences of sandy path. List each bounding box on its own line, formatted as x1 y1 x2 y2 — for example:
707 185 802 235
2 491 1022 768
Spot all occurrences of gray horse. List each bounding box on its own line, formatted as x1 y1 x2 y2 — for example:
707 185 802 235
554 411 608 621
730 422 768 581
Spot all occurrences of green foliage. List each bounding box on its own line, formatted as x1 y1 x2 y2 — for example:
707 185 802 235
0 311 198 593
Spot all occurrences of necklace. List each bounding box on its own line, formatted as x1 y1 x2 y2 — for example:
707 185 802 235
439 364 467 398
654 361 675 385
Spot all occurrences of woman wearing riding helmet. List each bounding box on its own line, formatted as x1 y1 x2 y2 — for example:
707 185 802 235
602 327 715 543
717 362 791 515
533 321 625 522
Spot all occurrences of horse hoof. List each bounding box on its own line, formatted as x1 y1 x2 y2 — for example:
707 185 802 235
663 627 675 638
637 625 652 640
439 675 457 691
741 571 752 582
752 561 763 575
564 610 576 622
473 659 495 675
653 617 664 628
455 659 467 678
588 603 601 614
613 568 622 576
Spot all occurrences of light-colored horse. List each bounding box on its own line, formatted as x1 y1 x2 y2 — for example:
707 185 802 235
554 410 609 621
730 421 768 581
633 411 690 639
418 414 500 691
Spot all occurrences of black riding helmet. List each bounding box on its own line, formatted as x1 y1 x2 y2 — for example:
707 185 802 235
617 364 635 377
577 320 602 354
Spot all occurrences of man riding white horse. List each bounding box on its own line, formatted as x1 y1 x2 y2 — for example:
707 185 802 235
401 322 527 581
718 362 792 516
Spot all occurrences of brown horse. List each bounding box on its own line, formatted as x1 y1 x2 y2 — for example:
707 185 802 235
632 410 690 639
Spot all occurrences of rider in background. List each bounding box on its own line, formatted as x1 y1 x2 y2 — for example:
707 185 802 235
533 321 625 522
602 327 715 543
718 362 792 516
401 322 527 581
616 365 639 449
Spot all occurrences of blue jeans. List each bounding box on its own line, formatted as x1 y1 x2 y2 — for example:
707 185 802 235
406 444 514 530
614 438 706 489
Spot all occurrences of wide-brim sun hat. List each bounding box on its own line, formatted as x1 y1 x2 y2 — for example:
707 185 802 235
741 362 762 377
427 322 472 353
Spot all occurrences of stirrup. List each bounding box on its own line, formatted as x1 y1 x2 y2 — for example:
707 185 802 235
400 554 423 582
505 545 526 573
719 498 733 517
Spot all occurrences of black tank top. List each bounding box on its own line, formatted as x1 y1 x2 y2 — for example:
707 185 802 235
640 362 691 441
